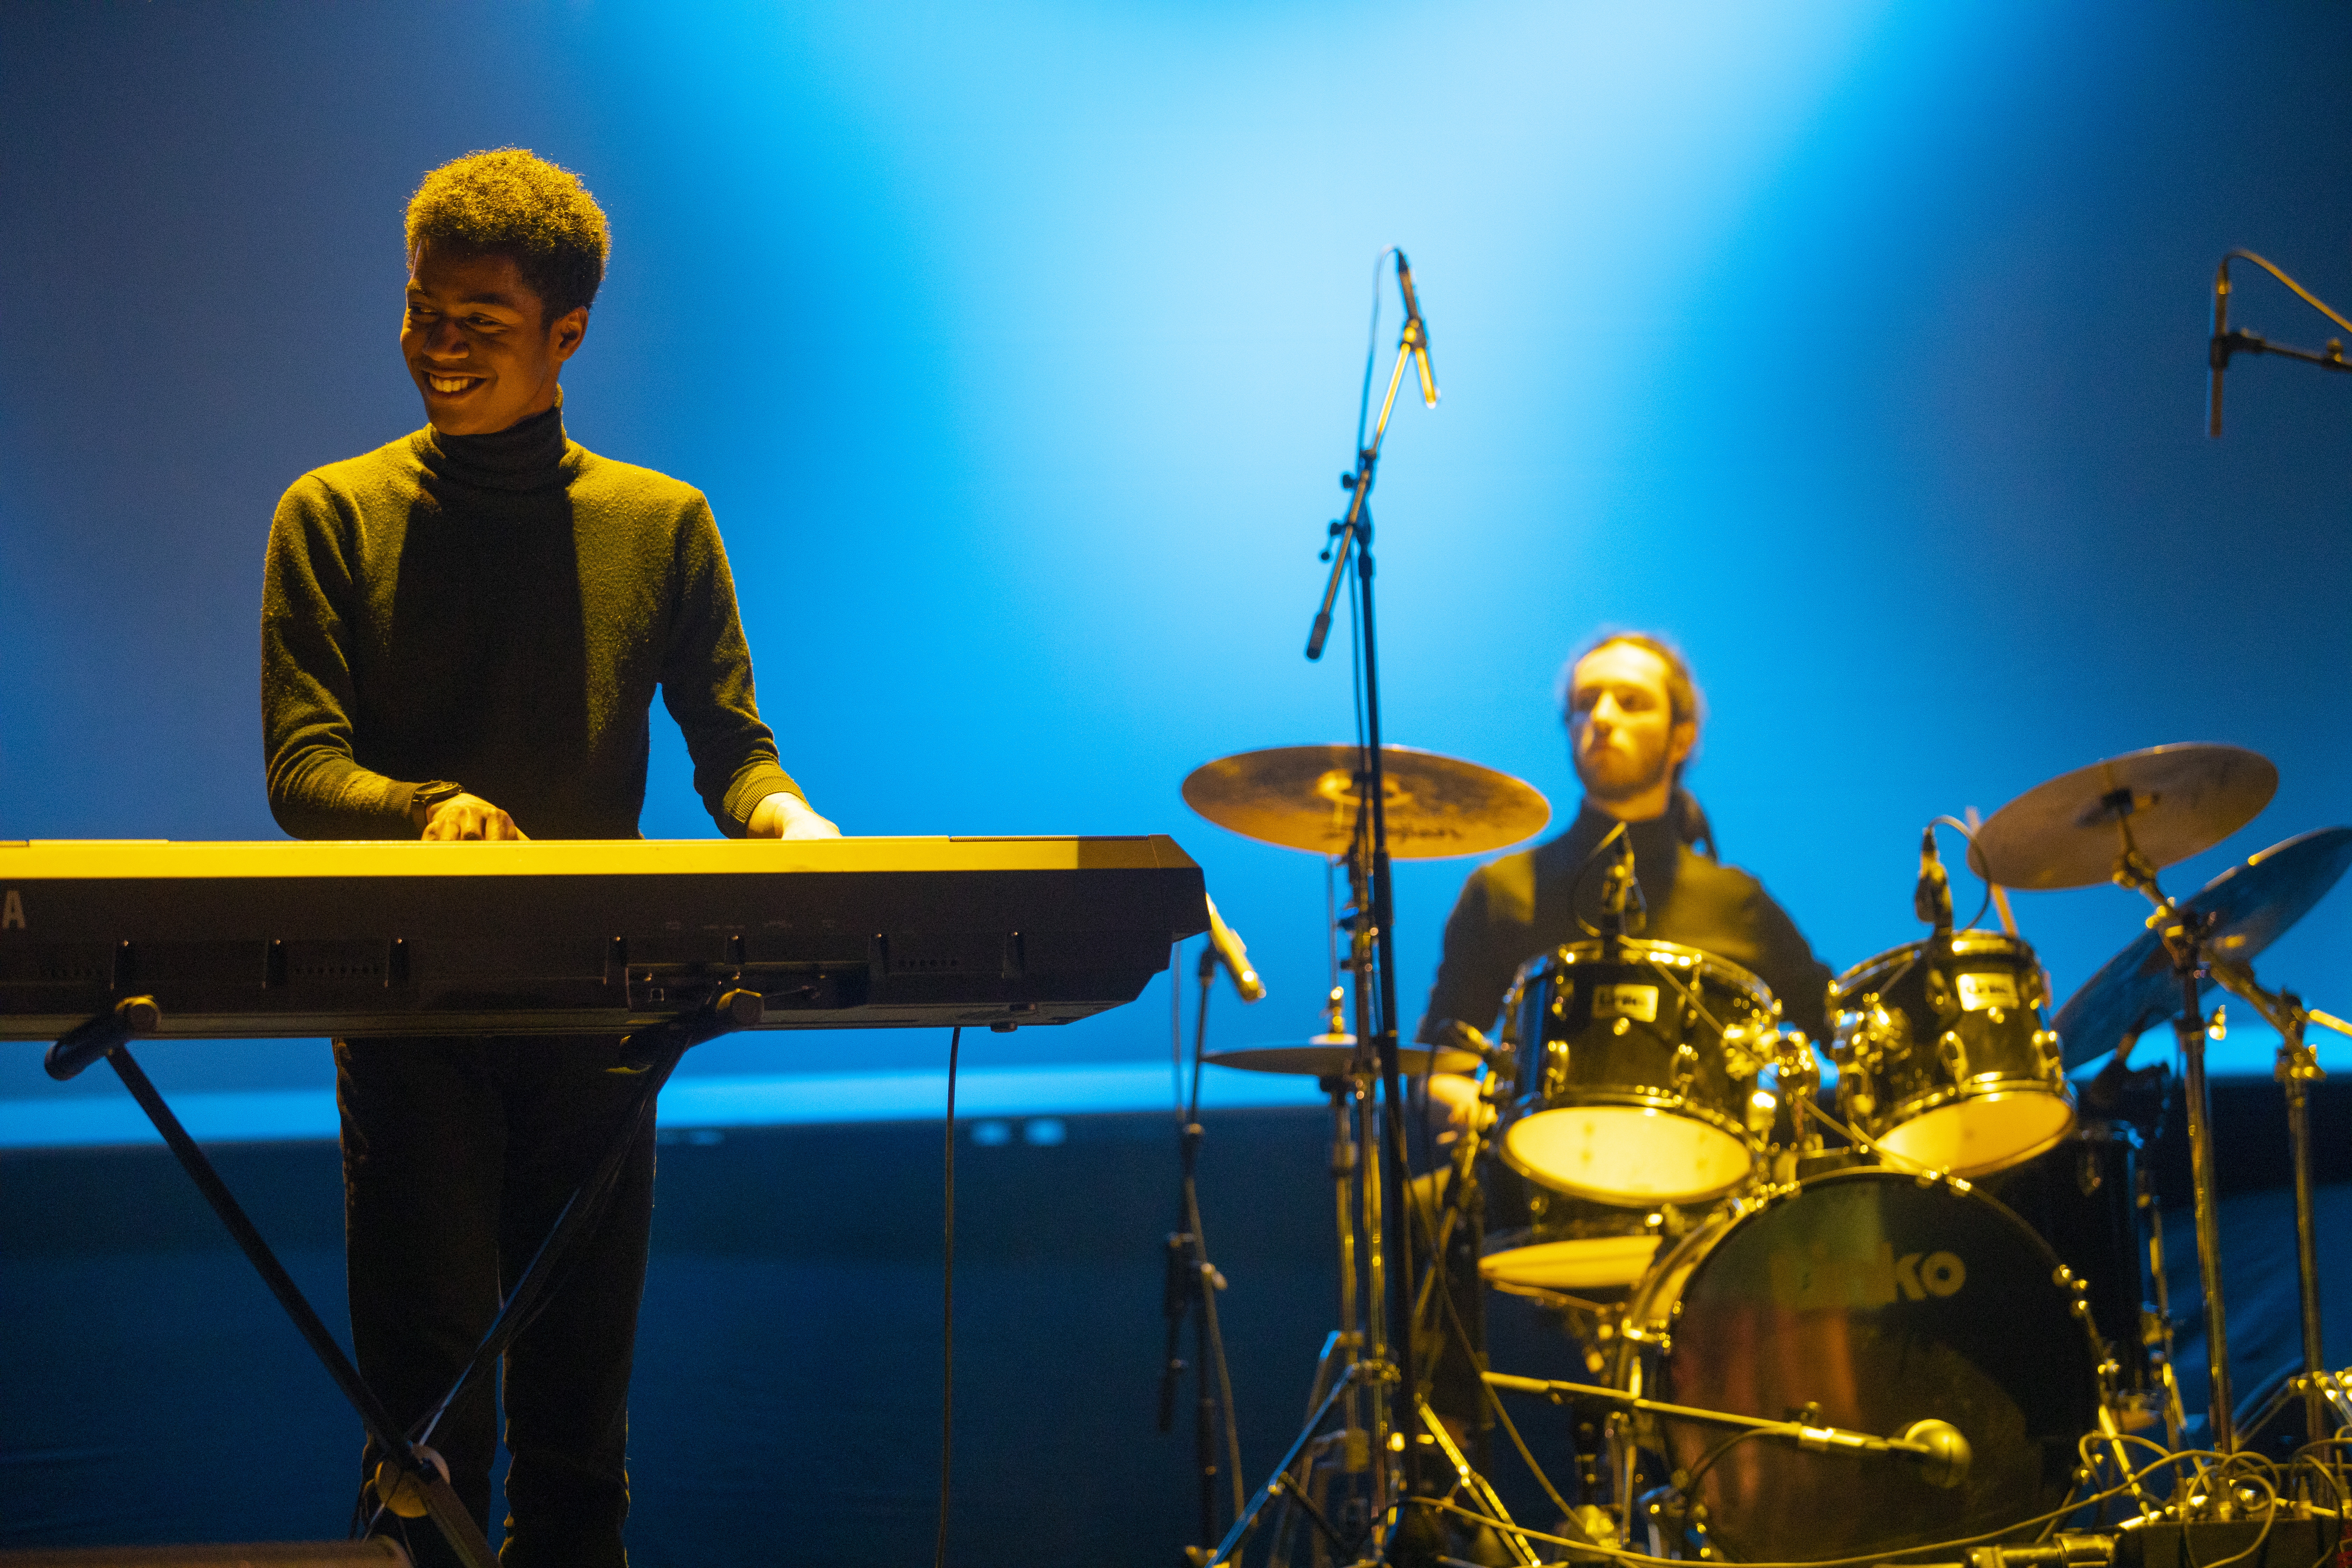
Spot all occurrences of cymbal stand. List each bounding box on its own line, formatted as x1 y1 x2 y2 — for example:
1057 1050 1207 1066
1209 1057 1395 1567
1215 841 1441 1568
2203 962 2352 1493
2105 812 2238 1455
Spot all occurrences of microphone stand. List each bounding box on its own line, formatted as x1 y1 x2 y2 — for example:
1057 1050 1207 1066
1160 939 1245 1554
2208 249 2352 437
1303 253 1438 1522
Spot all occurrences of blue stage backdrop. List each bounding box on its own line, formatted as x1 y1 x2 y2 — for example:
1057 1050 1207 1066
3 0 2350 1115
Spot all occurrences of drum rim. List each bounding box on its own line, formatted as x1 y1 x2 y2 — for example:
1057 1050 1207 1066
1868 1076 2079 1126
1509 937 1778 1014
1619 1163 2096 1345
1868 1085 2080 1176
1831 930 2040 1000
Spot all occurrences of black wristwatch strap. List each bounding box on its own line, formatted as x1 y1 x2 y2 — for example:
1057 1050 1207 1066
411 780 466 814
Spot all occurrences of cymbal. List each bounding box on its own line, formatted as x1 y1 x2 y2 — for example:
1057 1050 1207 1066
1182 744 1551 860
1206 1037 1483 1077
1967 743 2277 891
2052 826 2352 1068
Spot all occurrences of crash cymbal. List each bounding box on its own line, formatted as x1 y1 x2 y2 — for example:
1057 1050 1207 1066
1205 1037 1483 1077
1968 743 2277 891
1182 744 1550 860
2053 826 2352 1068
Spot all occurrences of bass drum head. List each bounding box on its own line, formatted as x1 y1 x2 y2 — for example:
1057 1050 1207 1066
1641 1169 2100 1562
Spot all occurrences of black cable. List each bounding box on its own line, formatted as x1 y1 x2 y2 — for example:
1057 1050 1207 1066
1929 814 1996 932
1407 1182 1578 1526
935 1025 963 1568
1674 1422 1792 1515
1356 248 1392 455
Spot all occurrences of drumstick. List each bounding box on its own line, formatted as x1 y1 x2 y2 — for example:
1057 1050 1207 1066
1965 806 2021 937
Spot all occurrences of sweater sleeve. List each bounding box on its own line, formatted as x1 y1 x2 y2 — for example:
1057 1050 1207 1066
260 477 419 839
659 495 803 837
1740 881 1834 1042
1415 864 1530 1044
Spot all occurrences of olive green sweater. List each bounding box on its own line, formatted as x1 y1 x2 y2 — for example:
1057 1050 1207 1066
261 404 800 840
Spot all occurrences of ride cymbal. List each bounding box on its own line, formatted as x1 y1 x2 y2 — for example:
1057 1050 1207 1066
1968 743 2277 891
1181 744 1550 860
2053 826 2352 1068
1205 1038 1482 1077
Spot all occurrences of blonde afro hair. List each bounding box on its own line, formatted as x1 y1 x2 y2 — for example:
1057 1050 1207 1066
405 148 610 322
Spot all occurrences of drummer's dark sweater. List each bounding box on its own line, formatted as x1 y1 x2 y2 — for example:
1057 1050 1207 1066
261 404 799 840
1417 803 1833 1043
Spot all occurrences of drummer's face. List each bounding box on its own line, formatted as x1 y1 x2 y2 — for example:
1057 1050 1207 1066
1567 645 1695 804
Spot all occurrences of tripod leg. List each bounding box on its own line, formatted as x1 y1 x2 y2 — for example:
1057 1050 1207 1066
98 1041 496 1568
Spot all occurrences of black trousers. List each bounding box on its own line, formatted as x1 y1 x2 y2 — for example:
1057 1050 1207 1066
336 1036 656 1568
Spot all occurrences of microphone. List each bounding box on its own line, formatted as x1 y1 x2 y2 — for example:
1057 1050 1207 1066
1203 894 1267 1003
1599 828 1646 937
1914 825 1953 935
1796 1417 1971 1488
1395 250 1438 408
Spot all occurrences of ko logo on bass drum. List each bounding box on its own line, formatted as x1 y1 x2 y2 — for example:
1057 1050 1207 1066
1766 1242 1967 1308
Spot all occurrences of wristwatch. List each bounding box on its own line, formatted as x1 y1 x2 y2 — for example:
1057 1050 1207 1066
410 780 466 827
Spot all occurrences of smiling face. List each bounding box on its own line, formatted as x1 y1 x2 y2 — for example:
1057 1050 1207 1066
401 245 588 435
1566 641 1696 815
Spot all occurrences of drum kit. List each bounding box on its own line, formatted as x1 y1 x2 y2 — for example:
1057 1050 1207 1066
1175 737 2352 1566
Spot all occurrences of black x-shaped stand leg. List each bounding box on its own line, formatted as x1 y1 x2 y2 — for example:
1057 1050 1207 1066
44 988 766 1568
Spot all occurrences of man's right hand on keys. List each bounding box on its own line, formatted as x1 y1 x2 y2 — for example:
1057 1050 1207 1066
414 792 528 840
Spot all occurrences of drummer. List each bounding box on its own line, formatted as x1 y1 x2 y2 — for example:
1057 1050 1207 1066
1419 628 1832 1073
1413 631 1833 1466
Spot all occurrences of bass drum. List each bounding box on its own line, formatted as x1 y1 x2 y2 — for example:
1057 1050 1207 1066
1978 1125 2176 1433
1619 1169 2102 1563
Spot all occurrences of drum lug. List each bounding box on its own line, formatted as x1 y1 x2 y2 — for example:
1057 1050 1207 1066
1924 967 1954 1017
1937 1029 1970 1082
1670 1041 1699 1092
2035 1029 2064 1077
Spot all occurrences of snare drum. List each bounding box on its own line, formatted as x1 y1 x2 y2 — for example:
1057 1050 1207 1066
1830 932 2074 1177
1479 1187 1705 1297
1498 939 1778 1205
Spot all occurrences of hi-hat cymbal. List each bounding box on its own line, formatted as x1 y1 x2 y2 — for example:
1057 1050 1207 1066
2052 826 2352 1068
1967 743 2277 891
1182 744 1551 860
1205 1037 1483 1077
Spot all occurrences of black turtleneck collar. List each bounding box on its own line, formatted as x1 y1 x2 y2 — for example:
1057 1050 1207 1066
417 401 571 494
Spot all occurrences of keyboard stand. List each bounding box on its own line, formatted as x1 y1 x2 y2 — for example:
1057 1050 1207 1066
43 987 767 1567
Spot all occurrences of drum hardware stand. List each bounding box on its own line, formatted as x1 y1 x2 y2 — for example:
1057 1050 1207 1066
2207 249 2352 438
2198 966 2352 1497
1164 941 1248 1555
1240 1015 1404 1566
2102 806 2243 1458
41 987 768 1568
